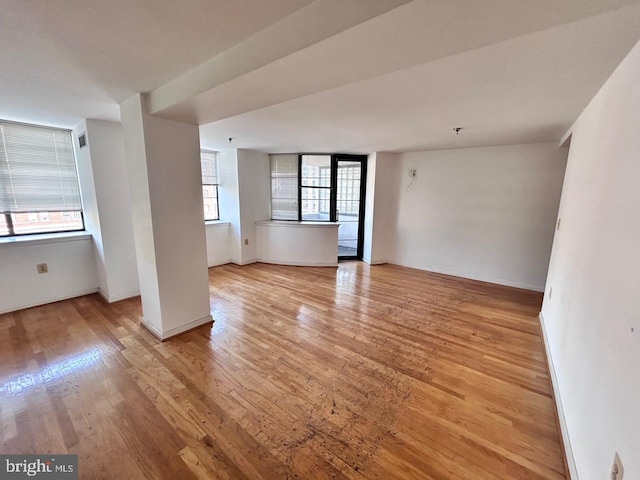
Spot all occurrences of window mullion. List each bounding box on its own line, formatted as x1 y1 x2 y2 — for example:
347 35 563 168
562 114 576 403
5 212 15 236
298 154 302 222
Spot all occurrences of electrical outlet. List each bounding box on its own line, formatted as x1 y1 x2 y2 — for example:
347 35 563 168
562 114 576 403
36 263 48 274
611 452 624 480
244 239 249 246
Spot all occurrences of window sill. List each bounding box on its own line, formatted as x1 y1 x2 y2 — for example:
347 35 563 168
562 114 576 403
205 220 230 227
256 220 339 228
0 231 92 248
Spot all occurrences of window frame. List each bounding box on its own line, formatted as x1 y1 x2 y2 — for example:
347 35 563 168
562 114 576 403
269 153 367 224
201 150 220 222
269 154 299 221
1 211 85 238
0 120 85 238
298 154 334 222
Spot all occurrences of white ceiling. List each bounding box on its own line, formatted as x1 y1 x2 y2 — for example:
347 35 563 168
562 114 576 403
167 0 640 125
199 4 640 153
2 0 640 153
0 0 314 128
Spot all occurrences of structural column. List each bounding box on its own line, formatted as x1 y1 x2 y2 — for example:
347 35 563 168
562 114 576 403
120 94 211 339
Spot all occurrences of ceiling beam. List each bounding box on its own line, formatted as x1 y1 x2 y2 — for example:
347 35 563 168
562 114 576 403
147 0 412 120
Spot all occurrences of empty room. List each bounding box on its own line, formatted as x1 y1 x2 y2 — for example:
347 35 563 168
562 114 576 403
1 1 639 479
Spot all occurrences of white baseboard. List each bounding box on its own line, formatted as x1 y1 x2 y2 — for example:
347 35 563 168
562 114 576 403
208 259 232 268
0 288 99 315
391 262 544 292
230 259 257 266
141 314 214 341
256 258 338 267
539 312 578 479
363 257 388 266
97 287 140 303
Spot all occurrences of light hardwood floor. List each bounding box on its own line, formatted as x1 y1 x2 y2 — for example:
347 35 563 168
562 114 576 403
0 262 566 479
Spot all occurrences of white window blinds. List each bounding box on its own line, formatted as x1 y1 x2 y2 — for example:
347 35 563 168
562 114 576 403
201 150 219 185
0 122 82 213
270 154 298 220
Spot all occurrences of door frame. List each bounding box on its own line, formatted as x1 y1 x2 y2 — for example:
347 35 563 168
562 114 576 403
332 154 367 260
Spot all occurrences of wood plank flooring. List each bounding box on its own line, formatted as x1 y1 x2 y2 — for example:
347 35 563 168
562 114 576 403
0 262 566 479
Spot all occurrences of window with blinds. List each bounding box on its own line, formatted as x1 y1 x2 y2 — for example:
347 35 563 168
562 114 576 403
270 154 298 220
201 150 220 221
0 121 84 236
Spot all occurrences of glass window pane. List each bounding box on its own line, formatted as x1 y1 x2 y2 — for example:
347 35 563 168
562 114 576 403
301 187 330 221
301 155 331 187
337 162 361 216
200 150 218 185
203 185 219 221
0 214 9 236
10 211 83 235
270 154 298 220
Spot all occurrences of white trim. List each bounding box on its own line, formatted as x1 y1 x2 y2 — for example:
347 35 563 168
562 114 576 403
97 287 140 303
208 259 232 268
256 258 338 267
231 259 257 266
0 231 92 248
141 314 213 341
140 319 163 339
205 220 230 227
539 312 578 480
392 262 544 292
255 220 339 229
0 287 98 314
363 257 387 266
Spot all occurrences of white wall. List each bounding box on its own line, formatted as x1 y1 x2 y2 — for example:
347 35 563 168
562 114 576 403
363 152 399 264
217 148 270 265
256 222 338 266
391 143 567 291
541 39 640 480
205 222 231 266
73 120 139 302
84 120 139 301
0 235 97 314
73 120 108 293
237 149 271 263
217 149 241 263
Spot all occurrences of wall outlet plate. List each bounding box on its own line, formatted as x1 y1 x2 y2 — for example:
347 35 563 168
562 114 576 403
611 452 624 480
36 263 48 274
